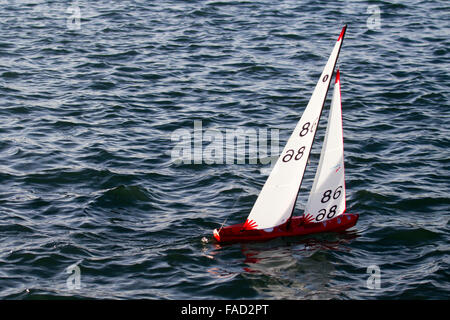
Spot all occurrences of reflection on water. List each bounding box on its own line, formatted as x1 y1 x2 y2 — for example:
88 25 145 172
207 231 359 299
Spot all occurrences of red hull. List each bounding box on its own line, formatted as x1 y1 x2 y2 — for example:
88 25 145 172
213 213 359 243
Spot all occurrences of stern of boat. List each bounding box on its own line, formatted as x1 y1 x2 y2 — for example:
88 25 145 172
213 228 221 242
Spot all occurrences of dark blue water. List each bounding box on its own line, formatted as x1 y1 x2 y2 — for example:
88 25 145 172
0 0 449 299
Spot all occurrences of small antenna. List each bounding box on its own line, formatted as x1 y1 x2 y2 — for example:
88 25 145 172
218 217 228 232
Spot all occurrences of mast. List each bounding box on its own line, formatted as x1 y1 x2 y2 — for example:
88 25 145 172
243 25 348 231
286 26 347 229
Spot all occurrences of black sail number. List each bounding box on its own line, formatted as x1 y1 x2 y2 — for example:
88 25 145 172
315 186 343 221
320 186 343 203
299 118 319 138
282 146 306 163
295 146 305 160
299 122 310 137
316 209 326 221
316 205 338 221
327 205 338 219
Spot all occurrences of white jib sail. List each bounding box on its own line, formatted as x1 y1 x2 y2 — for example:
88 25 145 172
243 26 347 230
304 69 346 223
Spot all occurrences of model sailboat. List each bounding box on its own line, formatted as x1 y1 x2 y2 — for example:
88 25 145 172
213 25 359 243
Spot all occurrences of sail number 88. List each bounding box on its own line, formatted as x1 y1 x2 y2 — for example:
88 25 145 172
316 205 337 221
282 146 306 162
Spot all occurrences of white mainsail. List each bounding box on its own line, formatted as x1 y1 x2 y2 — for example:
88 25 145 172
304 69 346 222
243 26 347 230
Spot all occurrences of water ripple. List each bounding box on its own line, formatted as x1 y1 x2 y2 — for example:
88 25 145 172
0 0 448 299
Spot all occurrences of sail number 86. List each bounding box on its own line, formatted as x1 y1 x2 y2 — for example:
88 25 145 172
321 186 342 203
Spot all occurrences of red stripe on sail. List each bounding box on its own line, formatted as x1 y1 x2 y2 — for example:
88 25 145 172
337 25 347 41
